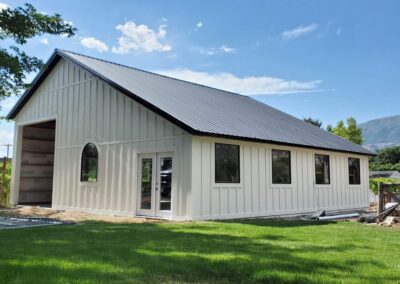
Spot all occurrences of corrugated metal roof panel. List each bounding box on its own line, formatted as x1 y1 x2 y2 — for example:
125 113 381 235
8 49 375 156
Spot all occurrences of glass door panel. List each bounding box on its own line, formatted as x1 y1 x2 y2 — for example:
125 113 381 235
137 152 172 218
140 158 153 210
158 156 172 211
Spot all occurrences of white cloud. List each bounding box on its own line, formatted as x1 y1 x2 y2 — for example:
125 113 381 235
156 69 322 95
196 22 203 28
219 45 236 53
0 130 13 144
0 2 9 11
40 38 49 45
63 20 74 26
198 45 236 56
112 21 171 54
80 37 109 52
282 24 318 40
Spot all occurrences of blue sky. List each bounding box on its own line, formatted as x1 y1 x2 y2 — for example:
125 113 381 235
1 0 399 156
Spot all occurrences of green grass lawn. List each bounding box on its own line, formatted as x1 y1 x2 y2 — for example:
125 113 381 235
0 219 399 284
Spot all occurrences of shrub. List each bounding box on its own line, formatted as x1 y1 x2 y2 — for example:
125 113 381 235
0 160 11 206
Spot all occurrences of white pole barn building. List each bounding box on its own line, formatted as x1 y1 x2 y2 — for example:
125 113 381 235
7 49 374 220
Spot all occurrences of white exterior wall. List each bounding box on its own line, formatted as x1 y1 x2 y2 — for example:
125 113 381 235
9 57 370 221
191 136 369 220
10 59 192 219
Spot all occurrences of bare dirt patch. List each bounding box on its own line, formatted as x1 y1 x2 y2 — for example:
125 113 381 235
0 206 166 224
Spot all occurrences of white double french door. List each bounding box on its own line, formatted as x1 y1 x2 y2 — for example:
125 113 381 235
137 153 173 218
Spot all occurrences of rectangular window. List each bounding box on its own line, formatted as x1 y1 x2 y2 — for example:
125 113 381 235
272 149 291 184
215 143 240 183
315 154 330 185
348 158 361 185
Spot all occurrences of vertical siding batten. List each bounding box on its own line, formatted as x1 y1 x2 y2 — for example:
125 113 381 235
191 136 370 220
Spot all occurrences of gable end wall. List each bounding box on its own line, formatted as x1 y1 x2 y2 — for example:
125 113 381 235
10 58 192 219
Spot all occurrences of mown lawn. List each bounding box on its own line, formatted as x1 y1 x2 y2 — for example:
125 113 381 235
0 219 399 283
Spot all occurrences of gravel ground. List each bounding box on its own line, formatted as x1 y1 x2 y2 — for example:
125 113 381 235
0 205 165 224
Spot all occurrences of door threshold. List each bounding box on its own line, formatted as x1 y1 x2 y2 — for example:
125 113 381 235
136 214 172 220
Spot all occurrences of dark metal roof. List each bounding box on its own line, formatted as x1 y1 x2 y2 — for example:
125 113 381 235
8 49 375 156
369 171 400 179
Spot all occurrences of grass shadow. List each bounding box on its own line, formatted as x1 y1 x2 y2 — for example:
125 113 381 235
217 217 337 227
0 220 399 283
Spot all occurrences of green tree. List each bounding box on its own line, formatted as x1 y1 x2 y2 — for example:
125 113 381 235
346 117 363 145
326 117 363 145
303 117 322 128
0 3 76 108
369 146 400 171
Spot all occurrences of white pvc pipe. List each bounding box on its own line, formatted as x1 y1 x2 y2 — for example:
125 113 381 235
317 213 359 221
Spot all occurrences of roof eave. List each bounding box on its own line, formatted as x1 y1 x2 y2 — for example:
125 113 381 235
194 132 376 157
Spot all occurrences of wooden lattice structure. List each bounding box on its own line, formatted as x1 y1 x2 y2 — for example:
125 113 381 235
377 182 400 222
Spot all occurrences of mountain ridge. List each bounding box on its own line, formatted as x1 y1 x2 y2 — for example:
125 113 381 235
360 115 400 151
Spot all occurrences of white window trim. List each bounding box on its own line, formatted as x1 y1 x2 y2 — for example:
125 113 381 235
269 147 293 188
212 142 243 187
79 140 100 187
313 153 333 188
347 156 362 188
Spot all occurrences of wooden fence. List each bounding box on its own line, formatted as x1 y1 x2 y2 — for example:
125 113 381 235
377 182 400 214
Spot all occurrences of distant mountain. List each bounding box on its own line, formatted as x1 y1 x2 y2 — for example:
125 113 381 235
360 115 400 151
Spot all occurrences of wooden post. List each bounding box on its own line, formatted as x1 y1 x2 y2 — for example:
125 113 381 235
378 182 384 214
0 157 5 205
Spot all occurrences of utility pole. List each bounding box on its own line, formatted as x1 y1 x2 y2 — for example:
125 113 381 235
1 144 12 205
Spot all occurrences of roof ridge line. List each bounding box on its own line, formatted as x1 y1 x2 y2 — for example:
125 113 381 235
7 49 374 156
56 49 249 99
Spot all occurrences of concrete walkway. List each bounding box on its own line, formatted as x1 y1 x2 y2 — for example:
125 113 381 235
0 216 71 230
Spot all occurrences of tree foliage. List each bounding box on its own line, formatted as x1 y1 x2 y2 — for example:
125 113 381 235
369 146 400 171
370 146 400 165
369 162 400 171
303 117 322 128
369 146 400 193
326 117 363 145
0 3 76 105
0 159 11 205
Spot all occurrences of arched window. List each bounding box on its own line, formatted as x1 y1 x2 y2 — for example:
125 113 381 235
81 143 98 182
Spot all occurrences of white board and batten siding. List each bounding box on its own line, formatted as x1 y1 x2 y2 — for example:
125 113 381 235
10 56 370 221
10 59 192 219
191 136 369 220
